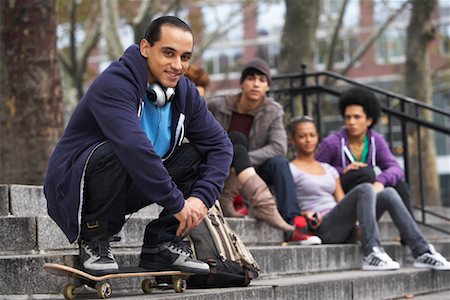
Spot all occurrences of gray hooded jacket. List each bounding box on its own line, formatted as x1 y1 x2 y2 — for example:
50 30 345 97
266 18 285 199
208 93 287 167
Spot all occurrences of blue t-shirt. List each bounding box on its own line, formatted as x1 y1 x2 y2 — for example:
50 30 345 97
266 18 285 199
140 95 172 157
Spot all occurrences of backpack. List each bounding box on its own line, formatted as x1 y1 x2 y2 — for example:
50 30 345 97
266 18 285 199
186 201 260 288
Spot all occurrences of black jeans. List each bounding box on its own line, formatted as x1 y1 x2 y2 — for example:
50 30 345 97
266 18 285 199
83 141 202 247
256 156 301 224
340 167 415 219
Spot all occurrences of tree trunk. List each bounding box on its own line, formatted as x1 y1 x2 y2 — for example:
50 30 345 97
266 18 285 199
404 0 440 206
278 0 320 74
278 0 320 117
0 0 64 184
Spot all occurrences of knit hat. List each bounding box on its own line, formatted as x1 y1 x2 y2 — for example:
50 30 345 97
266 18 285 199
240 58 272 85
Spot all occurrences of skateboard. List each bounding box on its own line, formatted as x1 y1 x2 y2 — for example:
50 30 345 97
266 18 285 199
43 262 192 299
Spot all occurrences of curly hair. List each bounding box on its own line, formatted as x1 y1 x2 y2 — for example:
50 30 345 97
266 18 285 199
185 64 210 89
338 87 381 128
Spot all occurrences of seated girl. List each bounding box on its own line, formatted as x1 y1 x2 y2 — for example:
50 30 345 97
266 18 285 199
288 115 450 271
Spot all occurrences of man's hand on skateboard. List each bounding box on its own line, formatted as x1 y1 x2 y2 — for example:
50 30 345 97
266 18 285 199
174 196 207 236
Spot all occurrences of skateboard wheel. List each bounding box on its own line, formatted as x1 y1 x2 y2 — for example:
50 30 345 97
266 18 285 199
141 278 156 294
63 284 76 300
96 282 111 299
173 278 187 293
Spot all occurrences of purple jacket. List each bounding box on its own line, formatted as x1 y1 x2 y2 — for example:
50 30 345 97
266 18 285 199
315 128 404 187
44 45 232 243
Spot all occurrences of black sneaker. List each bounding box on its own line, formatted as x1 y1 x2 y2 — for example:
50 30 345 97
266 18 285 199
79 239 119 275
139 241 210 274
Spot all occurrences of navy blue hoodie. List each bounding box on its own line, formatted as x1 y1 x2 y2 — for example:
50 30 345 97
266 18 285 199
44 45 232 243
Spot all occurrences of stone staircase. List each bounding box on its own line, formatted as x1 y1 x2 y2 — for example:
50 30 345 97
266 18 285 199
1 184 450 299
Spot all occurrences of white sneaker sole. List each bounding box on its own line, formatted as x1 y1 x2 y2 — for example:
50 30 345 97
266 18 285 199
299 236 322 245
413 262 450 270
362 263 400 271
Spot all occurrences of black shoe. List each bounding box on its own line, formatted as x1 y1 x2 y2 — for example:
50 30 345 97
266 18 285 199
139 241 210 274
79 238 119 275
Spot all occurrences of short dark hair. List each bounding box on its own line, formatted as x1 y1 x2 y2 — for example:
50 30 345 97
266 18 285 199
288 115 316 137
239 58 272 85
144 16 192 46
338 87 381 128
240 68 267 84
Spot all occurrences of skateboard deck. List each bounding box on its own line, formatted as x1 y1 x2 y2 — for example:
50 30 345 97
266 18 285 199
43 262 192 299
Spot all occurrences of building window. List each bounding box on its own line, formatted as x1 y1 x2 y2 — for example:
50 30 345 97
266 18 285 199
440 23 450 56
375 30 406 64
204 48 244 76
315 35 359 68
373 0 410 25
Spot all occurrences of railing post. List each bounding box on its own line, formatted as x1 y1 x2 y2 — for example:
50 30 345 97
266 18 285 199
290 77 296 117
415 105 426 223
315 74 321 135
301 64 308 115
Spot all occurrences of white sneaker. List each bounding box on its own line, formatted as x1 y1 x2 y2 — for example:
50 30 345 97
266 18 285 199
413 244 450 270
362 247 400 271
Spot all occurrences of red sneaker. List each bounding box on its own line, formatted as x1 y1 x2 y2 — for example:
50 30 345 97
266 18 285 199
234 194 249 216
291 230 322 245
291 216 322 245
234 194 244 205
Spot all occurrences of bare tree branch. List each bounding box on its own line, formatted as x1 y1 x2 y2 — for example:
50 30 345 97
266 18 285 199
57 1 101 99
101 0 123 60
340 0 410 76
77 7 101 75
69 0 77 75
57 49 72 75
325 0 349 73
132 0 153 25
192 3 258 62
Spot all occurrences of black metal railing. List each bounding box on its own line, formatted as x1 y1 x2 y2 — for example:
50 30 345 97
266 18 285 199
269 67 450 235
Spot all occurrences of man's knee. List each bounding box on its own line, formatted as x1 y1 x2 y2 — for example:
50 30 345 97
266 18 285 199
86 141 127 184
232 144 251 174
228 131 248 147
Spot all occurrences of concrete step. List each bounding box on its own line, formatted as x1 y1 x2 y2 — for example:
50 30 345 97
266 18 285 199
1 213 450 254
5 184 450 220
2 267 449 300
0 184 164 218
1 241 450 296
0 185 8 216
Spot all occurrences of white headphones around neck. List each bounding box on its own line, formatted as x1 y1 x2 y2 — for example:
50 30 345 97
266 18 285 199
146 82 175 107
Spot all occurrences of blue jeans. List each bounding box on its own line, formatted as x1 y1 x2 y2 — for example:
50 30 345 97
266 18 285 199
315 183 428 256
83 141 202 247
256 156 301 224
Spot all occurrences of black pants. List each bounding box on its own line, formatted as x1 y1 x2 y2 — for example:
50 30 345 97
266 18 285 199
83 142 202 247
228 131 300 224
340 167 415 219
